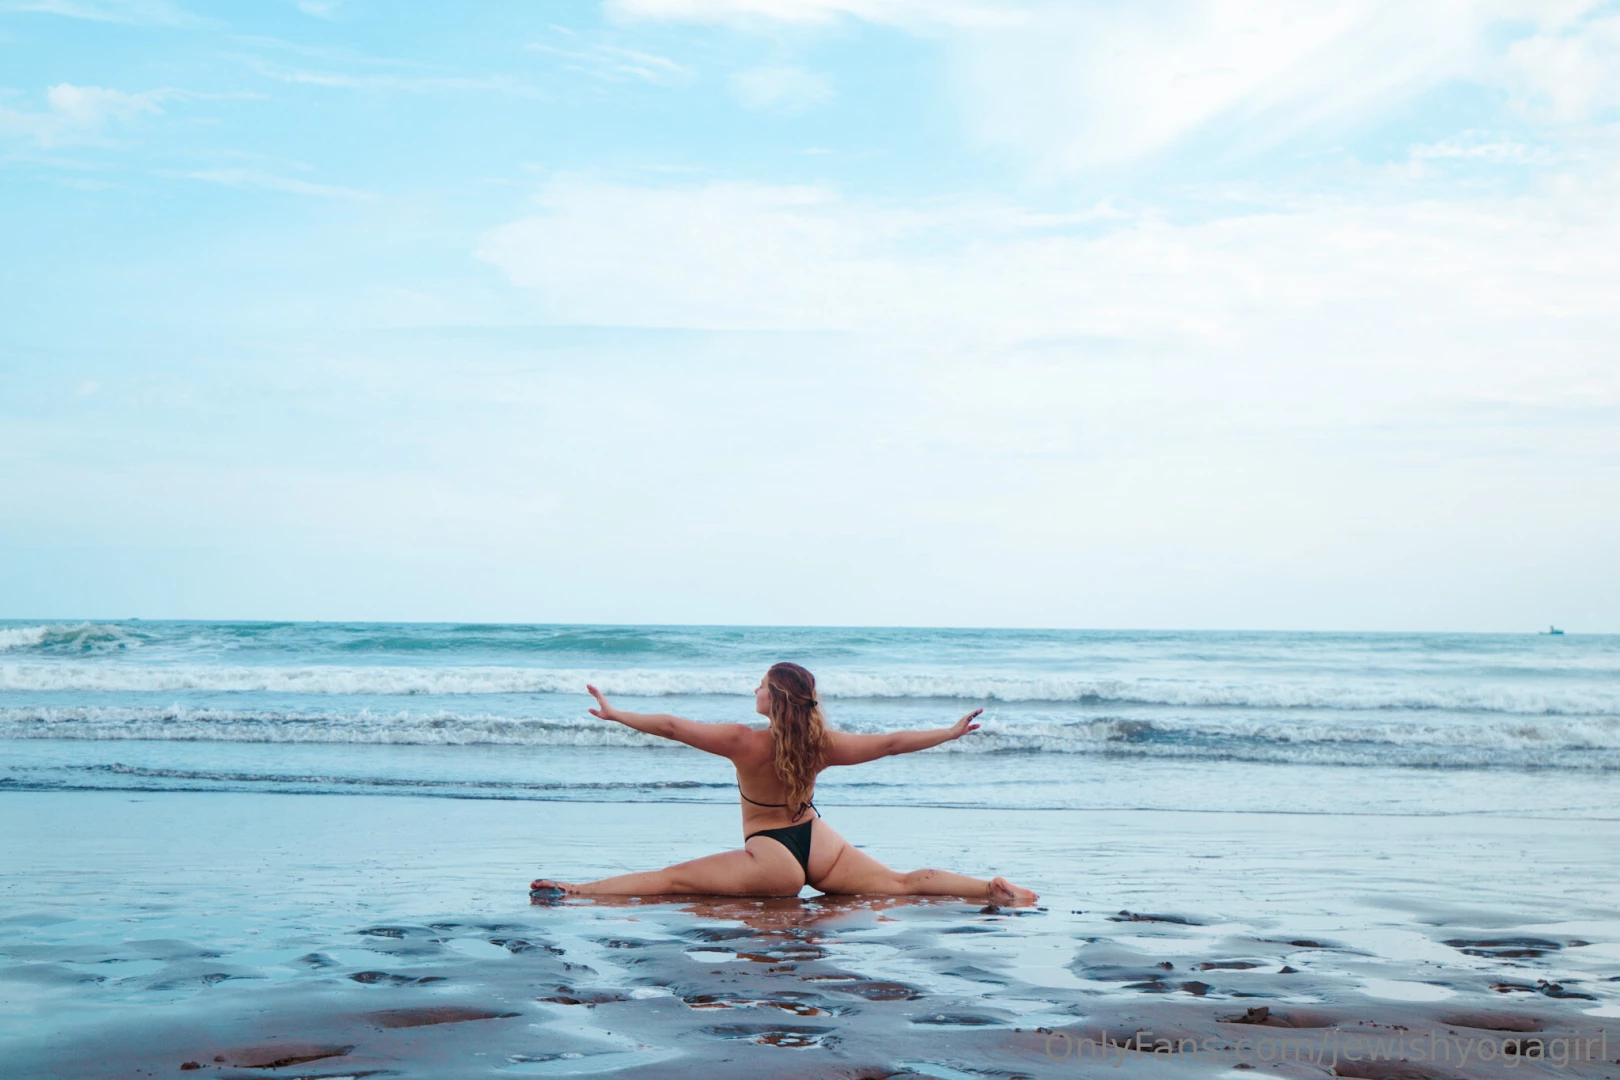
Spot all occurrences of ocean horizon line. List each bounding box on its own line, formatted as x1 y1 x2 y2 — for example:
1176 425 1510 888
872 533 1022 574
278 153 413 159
0 617 1610 637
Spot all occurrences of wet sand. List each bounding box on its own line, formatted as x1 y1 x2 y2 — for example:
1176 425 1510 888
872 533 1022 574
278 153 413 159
3 792 1617 1078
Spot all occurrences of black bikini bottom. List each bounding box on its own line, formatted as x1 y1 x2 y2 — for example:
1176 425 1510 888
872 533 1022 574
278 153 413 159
746 820 813 881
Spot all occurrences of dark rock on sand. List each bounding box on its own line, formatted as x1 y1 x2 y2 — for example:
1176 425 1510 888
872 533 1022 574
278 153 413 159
681 926 757 943
362 1005 518 1028
488 937 562 954
1109 909 1204 925
837 979 923 1001
348 969 446 985
1491 978 1597 999
214 1042 353 1069
738 943 828 962
540 986 630 1005
1077 962 1183 985
148 970 260 990
1216 1004 1335 1027
1443 936 1563 958
1534 979 1597 1000
1333 1063 1468 1079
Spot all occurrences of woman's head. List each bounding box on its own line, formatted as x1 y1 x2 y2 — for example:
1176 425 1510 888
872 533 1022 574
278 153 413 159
754 662 830 819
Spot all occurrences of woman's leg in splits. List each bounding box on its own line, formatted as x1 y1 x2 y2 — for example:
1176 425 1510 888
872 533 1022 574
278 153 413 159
806 822 1038 904
533 837 805 897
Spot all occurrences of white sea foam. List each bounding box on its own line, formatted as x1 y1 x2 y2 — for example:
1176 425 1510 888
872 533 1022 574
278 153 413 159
3 661 1619 716
0 705 668 748
3 705 1615 767
0 626 53 651
0 623 137 652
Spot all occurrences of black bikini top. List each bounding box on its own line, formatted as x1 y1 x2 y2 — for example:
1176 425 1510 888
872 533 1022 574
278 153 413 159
737 783 818 821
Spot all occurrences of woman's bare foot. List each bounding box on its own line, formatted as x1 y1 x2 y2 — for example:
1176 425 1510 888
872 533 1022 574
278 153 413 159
988 876 1038 906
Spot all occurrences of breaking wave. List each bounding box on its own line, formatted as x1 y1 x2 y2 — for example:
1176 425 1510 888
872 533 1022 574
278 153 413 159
0 623 140 653
3 705 1615 768
3 662 1618 716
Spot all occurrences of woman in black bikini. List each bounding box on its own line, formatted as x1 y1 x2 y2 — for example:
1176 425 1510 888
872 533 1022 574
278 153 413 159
530 661 1038 905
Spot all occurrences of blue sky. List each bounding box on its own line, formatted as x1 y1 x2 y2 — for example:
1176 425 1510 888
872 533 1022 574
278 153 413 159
2 0 1618 629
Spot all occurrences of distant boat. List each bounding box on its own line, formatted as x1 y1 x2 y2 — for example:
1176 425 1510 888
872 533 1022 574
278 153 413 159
1541 625 1565 635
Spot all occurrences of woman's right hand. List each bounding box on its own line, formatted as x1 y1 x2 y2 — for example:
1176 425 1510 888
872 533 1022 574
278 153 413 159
948 708 983 740
587 684 622 723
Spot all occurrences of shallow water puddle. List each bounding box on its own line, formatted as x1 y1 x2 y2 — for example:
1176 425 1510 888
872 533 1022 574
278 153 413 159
1336 925 1472 965
1358 978 1455 1001
683 948 743 962
501 1047 685 1076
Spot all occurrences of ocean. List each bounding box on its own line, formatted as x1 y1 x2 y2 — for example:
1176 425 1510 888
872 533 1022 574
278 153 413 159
2 621 1617 815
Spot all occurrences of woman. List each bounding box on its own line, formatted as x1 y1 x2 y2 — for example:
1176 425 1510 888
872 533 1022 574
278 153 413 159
530 661 1038 905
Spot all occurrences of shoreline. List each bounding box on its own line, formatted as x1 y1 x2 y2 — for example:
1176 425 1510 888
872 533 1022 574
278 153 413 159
8 736 1618 820
13 784 1620 818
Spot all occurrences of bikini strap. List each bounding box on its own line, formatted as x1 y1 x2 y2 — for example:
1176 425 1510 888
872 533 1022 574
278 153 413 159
738 782 817 820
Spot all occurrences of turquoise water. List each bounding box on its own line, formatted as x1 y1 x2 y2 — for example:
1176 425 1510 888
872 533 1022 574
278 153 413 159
2 621 1617 814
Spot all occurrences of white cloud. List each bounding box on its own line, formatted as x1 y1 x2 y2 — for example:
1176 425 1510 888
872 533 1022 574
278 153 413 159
468 163 1620 628
476 173 1620 362
1502 13 1620 122
0 83 175 146
46 83 163 125
729 65 833 111
953 0 1535 171
615 0 1620 169
1408 132 1559 166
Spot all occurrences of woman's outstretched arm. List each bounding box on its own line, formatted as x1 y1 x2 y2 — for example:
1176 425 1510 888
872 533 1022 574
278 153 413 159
824 708 982 767
587 684 751 758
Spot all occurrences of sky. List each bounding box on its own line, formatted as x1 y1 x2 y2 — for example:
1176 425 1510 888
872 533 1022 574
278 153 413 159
1 0 1617 630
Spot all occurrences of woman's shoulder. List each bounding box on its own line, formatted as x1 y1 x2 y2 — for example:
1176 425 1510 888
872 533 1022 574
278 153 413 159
734 723 777 758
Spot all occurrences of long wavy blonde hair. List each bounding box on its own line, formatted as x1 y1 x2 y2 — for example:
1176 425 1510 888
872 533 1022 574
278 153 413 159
764 661 831 820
